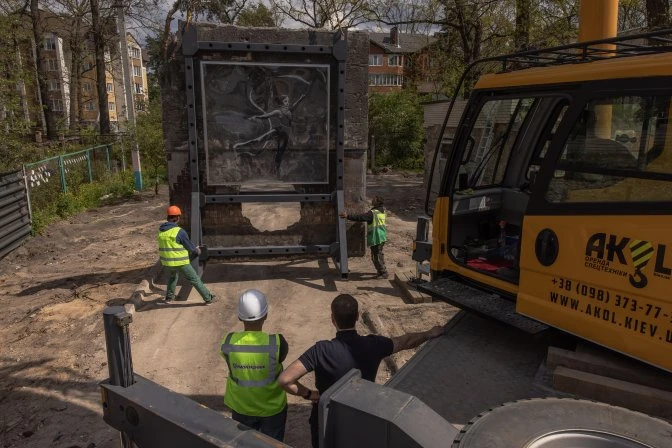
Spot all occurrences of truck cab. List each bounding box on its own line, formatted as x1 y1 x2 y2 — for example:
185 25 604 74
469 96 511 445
416 31 672 373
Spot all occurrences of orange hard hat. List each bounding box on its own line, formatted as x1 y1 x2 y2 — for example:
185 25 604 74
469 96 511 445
167 205 182 216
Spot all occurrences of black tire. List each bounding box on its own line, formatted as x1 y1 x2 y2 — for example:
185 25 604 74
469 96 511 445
452 398 672 448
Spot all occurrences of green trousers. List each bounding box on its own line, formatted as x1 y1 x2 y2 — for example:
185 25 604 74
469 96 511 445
164 263 212 302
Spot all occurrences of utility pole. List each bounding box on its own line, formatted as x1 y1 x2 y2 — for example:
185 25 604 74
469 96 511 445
116 0 143 191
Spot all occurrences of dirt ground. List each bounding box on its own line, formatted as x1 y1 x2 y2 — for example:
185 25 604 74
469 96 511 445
0 172 455 448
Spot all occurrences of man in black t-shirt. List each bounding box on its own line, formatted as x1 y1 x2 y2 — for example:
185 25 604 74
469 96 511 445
278 294 446 448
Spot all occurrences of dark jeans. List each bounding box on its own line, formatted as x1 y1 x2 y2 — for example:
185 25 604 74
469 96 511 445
370 243 387 275
309 403 319 448
232 406 287 442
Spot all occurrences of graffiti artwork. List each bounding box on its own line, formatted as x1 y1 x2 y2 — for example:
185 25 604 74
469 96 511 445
201 61 330 185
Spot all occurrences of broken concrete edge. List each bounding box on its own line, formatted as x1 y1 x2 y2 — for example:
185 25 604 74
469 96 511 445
127 261 165 312
361 309 400 374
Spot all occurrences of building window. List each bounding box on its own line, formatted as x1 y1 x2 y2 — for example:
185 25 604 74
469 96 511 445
388 55 402 66
43 59 58 71
134 83 143 94
130 47 141 59
48 80 60 91
82 60 93 72
369 54 382 66
135 101 145 111
133 65 141 77
106 83 113 93
84 102 96 111
109 102 116 111
51 99 63 111
83 82 92 93
44 37 56 50
368 74 404 86
104 51 111 62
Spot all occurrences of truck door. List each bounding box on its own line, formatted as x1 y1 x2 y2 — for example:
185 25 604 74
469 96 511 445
443 93 568 291
518 79 672 372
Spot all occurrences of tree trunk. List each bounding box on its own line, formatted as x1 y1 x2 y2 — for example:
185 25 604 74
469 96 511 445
69 17 82 131
91 0 110 135
30 0 57 139
515 0 531 51
646 0 670 28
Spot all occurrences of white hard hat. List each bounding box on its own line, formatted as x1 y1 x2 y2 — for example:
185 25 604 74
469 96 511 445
238 289 268 321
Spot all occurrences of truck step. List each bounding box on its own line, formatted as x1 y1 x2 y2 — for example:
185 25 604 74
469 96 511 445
415 277 548 334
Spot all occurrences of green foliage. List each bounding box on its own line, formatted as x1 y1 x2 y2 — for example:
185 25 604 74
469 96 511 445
369 91 424 170
236 3 279 26
135 76 167 193
31 171 135 234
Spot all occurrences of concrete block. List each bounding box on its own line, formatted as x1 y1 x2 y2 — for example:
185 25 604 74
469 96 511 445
553 366 672 420
548 346 672 392
394 271 432 304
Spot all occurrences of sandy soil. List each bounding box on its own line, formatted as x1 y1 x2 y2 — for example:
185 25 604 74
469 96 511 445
0 172 454 448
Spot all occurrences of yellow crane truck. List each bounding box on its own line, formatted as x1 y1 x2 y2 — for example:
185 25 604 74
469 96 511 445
414 28 672 375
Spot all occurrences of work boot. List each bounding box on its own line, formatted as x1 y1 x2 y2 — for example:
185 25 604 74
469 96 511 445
376 272 389 279
205 294 217 305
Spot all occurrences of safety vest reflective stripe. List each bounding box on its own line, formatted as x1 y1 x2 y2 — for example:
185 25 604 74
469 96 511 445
221 333 278 387
368 209 387 246
157 227 190 267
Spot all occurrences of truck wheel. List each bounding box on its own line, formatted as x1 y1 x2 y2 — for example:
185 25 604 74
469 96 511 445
452 398 672 448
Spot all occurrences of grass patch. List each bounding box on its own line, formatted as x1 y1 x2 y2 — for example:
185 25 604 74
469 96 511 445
31 171 136 234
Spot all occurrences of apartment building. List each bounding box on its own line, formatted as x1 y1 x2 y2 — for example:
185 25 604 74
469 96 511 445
24 11 150 134
368 27 436 94
75 33 149 132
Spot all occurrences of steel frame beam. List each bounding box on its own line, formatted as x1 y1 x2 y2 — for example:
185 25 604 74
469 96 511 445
182 25 349 279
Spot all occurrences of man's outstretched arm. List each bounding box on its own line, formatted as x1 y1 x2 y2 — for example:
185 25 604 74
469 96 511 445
278 359 319 402
391 324 446 354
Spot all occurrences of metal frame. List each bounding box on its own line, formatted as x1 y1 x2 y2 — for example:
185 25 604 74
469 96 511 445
182 25 349 278
200 60 331 186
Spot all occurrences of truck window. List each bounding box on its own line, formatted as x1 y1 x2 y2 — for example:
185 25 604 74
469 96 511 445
546 94 672 203
458 98 535 189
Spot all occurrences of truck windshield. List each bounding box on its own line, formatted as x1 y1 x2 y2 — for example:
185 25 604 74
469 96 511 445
458 98 535 190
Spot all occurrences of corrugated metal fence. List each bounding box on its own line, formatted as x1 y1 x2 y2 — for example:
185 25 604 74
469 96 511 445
0 169 32 260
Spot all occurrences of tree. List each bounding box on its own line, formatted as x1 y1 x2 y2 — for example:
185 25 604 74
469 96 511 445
369 91 424 168
135 75 165 194
646 0 670 28
0 12 37 170
514 0 530 50
30 0 58 138
368 0 440 34
90 0 110 135
268 0 373 29
236 3 283 26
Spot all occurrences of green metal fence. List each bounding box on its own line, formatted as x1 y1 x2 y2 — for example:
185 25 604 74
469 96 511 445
24 143 128 213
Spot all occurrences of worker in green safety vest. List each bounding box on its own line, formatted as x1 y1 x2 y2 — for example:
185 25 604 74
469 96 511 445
220 289 292 441
339 195 388 278
157 205 216 304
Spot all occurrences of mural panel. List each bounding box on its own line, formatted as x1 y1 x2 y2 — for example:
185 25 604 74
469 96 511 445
201 61 330 185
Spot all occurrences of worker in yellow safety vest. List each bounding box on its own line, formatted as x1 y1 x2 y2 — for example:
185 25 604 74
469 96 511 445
220 289 293 441
157 205 216 304
339 195 388 278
